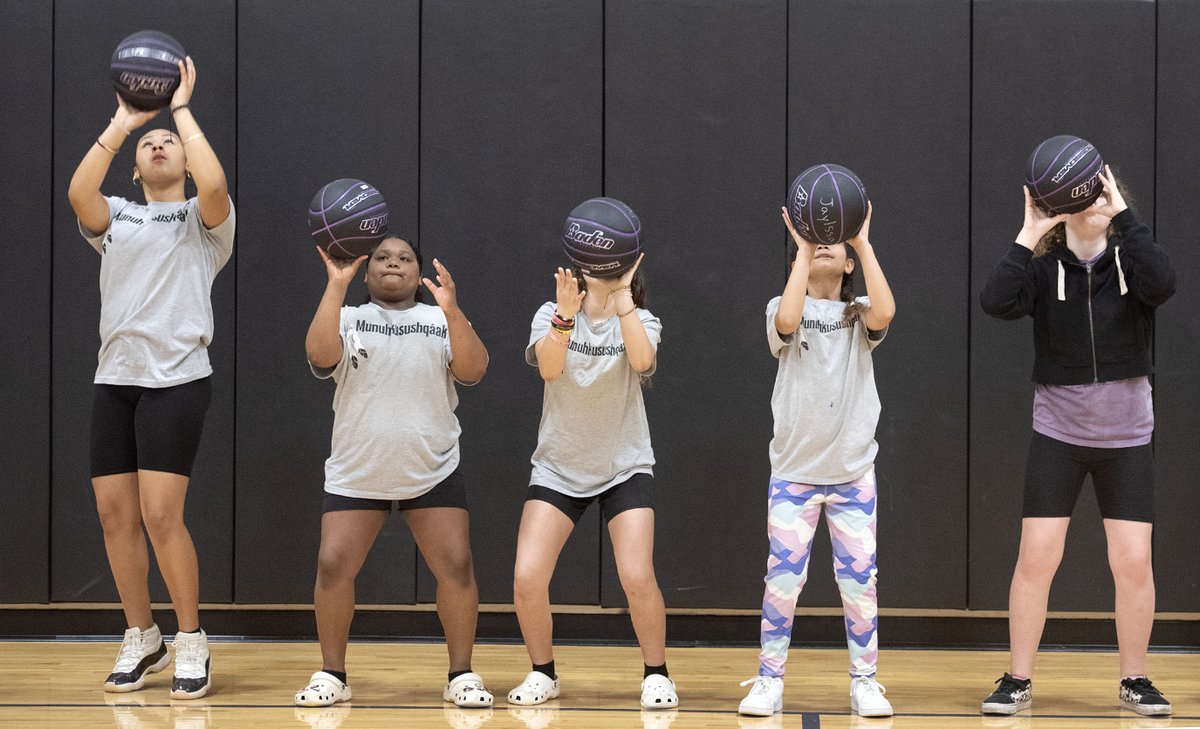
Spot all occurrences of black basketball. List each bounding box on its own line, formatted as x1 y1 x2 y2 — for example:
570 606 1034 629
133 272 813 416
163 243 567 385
110 31 186 111
308 179 391 259
786 164 869 245
1025 135 1105 214
561 197 642 278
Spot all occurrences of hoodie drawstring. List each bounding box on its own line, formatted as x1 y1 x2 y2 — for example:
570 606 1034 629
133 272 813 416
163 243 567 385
1115 246 1128 296
1057 260 1066 301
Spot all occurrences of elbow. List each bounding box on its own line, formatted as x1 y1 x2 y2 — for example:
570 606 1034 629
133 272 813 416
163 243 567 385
775 314 800 337
539 369 561 383
630 355 656 374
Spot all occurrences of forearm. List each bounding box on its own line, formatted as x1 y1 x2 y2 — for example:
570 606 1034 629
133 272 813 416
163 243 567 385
617 313 655 373
980 244 1037 319
445 308 488 383
855 243 895 329
1112 211 1176 305
68 121 127 231
171 107 229 225
305 281 349 367
776 254 812 335
535 332 568 381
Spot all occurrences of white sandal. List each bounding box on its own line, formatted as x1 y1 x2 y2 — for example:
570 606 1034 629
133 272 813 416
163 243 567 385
444 672 494 708
507 670 560 706
640 674 679 709
294 671 352 707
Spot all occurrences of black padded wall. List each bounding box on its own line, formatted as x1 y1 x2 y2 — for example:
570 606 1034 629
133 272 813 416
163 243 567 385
50 0 237 605
785 0 971 611
234 0 420 604
601 0 785 609
1153 0 1200 612
969 0 1157 610
417 0 604 605
0 0 53 602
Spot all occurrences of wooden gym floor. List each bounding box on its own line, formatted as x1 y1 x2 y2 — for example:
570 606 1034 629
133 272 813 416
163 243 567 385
1 641 1197 728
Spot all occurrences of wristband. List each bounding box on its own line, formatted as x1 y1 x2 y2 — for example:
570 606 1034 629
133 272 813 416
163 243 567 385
546 329 569 346
171 103 190 114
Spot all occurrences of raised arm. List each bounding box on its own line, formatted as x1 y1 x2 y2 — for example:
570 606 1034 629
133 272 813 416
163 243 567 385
68 98 158 235
306 247 366 368
980 188 1066 319
422 258 489 384
845 203 895 331
169 57 230 229
534 268 587 382
776 207 816 336
605 255 655 374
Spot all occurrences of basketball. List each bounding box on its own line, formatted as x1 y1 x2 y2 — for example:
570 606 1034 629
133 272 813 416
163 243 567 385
561 197 642 278
786 164 869 245
110 31 186 111
308 179 391 259
1025 135 1105 215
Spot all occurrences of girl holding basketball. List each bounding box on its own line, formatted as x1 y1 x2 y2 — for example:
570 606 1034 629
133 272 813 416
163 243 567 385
509 199 676 711
67 56 231 700
296 236 493 709
978 168 1175 716
738 202 896 718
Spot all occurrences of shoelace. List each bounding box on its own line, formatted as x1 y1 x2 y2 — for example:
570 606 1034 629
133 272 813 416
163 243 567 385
1125 677 1161 699
854 677 886 695
995 674 1028 694
114 632 148 672
740 677 777 694
175 637 205 668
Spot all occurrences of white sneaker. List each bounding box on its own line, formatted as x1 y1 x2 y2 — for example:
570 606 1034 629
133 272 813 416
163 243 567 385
104 625 171 692
444 672 494 708
640 674 678 710
170 630 211 699
507 670 560 706
850 676 893 717
295 671 352 707
738 676 784 716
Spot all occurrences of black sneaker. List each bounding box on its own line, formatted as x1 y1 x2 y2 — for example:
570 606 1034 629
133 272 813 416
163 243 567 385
981 673 1032 715
1120 677 1171 716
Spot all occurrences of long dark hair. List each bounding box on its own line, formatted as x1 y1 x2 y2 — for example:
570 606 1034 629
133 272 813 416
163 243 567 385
361 235 425 305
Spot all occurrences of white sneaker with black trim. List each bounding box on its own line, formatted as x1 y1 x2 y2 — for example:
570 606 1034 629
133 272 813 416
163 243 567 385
850 676 893 717
104 625 171 693
170 630 211 699
738 675 783 716
444 672 493 708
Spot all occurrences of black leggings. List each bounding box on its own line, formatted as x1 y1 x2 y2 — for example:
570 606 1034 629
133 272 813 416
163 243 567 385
90 378 212 478
1023 431 1154 523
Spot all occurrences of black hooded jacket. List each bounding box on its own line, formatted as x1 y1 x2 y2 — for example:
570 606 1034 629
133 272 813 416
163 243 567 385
980 209 1175 385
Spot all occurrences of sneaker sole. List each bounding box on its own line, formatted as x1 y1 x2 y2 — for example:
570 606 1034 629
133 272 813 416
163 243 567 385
1121 700 1171 716
853 703 894 717
103 652 172 693
981 699 1031 715
737 702 781 717
170 679 211 700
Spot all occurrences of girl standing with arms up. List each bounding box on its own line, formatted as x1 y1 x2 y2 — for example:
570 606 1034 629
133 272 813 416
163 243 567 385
68 57 232 700
509 202 677 710
296 237 492 709
979 169 1175 717
738 204 895 718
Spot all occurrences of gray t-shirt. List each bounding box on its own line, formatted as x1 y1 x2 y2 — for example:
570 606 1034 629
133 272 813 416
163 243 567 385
312 302 465 500
767 295 886 485
80 196 235 387
525 301 661 497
